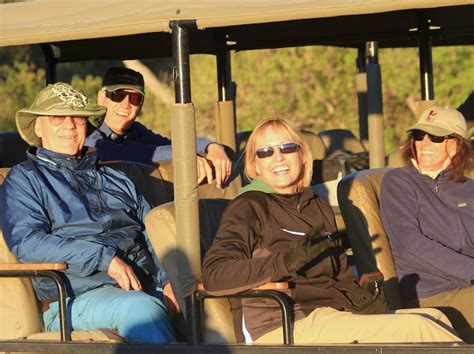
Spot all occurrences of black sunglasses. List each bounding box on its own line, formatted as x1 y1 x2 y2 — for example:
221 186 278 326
256 143 300 159
106 89 144 106
411 130 454 144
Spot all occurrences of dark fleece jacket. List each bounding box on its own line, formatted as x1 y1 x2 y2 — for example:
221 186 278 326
202 179 361 340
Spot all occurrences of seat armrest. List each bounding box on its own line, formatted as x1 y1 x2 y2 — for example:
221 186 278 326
196 282 293 344
0 262 70 341
0 262 67 271
196 281 288 292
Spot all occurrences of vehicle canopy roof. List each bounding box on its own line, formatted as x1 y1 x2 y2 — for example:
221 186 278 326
1 0 473 61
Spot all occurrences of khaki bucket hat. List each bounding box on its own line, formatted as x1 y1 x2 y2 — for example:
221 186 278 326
407 106 467 139
15 82 106 146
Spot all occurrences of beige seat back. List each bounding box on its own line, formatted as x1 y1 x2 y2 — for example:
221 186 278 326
337 168 402 310
157 159 242 200
145 199 237 343
0 132 29 167
103 161 174 206
0 168 46 341
319 129 366 156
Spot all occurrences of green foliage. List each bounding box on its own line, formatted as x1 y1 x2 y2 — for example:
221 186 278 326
0 61 44 131
0 44 473 154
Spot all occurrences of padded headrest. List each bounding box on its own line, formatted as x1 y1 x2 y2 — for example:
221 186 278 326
319 129 366 156
337 168 402 309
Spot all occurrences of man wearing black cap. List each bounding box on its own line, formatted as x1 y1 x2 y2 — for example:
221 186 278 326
85 67 232 188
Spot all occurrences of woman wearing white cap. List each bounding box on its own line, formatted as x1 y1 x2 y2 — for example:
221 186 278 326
381 106 473 343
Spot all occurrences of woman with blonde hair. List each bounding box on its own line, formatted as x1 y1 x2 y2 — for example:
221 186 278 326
203 117 462 344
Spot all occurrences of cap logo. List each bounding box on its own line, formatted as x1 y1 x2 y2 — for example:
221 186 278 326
425 110 438 122
52 83 88 108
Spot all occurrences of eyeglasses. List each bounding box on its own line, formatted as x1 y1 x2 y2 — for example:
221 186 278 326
106 89 144 106
256 143 300 159
411 130 454 143
48 116 87 126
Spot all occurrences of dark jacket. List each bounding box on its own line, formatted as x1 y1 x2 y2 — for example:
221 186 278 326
0 147 168 301
85 121 210 164
380 166 474 300
202 180 361 340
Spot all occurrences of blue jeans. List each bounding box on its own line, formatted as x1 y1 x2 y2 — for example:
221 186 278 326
43 285 175 343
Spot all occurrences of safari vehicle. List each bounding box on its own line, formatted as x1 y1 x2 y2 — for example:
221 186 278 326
0 1 473 353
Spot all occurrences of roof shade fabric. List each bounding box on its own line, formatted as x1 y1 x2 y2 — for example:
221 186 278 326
0 0 473 60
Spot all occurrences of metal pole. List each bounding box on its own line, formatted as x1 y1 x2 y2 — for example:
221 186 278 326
171 20 202 345
418 14 434 101
39 44 57 84
365 41 385 168
216 50 232 102
172 23 192 104
356 46 368 142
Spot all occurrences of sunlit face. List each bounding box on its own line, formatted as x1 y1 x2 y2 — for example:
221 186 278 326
254 127 304 194
98 88 142 135
34 116 87 156
414 133 459 171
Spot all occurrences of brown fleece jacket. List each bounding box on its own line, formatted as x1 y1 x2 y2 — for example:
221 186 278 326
202 187 361 340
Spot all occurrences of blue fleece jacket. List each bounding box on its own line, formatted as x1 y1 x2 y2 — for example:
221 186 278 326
380 166 474 300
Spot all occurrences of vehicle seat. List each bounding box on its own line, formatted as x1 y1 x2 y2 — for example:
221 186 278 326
0 167 123 344
318 129 367 156
0 132 29 167
337 168 402 310
145 198 237 343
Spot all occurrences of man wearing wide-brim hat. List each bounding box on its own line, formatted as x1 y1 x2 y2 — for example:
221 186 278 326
380 105 474 343
1 82 178 343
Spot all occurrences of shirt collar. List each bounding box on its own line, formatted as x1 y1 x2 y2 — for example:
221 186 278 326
410 158 446 180
99 122 137 142
30 146 97 170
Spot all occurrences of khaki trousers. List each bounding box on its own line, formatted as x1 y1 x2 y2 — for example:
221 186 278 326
255 307 462 344
404 286 474 344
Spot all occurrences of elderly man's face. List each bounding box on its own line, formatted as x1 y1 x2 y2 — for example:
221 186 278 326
34 116 87 156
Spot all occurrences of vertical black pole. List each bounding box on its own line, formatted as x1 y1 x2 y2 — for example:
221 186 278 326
216 50 232 102
171 20 202 345
172 22 191 104
366 41 385 168
356 46 368 142
418 14 434 101
39 44 57 84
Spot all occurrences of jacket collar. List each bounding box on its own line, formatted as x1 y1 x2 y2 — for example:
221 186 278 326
28 146 98 170
239 177 314 208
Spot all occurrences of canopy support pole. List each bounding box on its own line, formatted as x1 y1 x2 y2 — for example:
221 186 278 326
215 36 237 152
40 44 57 84
356 46 368 143
418 14 434 101
171 20 202 345
365 41 385 169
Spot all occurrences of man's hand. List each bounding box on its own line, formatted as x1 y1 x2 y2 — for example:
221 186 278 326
107 256 142 291
163 283 181 318
283 225 332 277
198 143 232 188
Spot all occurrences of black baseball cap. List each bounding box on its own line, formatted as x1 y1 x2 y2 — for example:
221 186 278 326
102 67 145 95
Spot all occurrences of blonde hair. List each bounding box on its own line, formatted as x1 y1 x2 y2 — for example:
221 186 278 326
244 117 313 191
